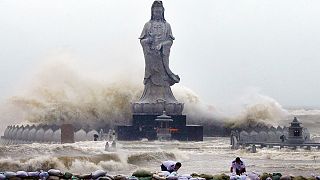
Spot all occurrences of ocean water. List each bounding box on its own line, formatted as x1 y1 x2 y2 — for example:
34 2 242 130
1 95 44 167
1 92 320 176
0 107 320 176
1 136 320 176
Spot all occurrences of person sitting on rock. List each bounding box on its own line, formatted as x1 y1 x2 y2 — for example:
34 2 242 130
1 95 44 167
160 160 182 173
230 157 246 175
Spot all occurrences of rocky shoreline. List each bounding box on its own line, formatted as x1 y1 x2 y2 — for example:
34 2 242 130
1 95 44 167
0 169 319 180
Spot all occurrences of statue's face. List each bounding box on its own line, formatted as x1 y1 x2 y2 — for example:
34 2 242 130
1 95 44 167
152 7 163 20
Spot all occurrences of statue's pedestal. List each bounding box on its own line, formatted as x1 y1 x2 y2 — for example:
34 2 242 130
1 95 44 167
117 88 203 141
117 114 203 141
132 82 184 115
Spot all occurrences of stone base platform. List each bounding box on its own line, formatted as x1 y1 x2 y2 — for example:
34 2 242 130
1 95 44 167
117 114 203 141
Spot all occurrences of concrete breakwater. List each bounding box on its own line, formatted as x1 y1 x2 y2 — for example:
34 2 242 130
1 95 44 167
1 124 103 145
230 117 320 150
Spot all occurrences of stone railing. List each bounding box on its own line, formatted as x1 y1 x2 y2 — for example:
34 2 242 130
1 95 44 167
1 124 101 145
231 126 311 146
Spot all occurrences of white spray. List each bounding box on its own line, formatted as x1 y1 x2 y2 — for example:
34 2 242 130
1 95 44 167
0 59 290 134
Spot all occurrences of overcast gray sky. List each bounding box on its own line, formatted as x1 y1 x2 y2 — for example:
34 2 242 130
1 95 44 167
0 0 320 108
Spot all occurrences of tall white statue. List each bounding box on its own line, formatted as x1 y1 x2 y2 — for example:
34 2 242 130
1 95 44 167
132 1 183 115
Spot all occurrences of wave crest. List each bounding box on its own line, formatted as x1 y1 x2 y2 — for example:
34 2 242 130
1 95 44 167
0 61 292 134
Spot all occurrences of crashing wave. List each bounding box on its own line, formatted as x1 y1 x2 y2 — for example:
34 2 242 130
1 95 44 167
0 61 291 135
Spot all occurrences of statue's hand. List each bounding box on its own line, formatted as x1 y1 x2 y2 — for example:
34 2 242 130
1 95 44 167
156 43 162 50
141 38 152 45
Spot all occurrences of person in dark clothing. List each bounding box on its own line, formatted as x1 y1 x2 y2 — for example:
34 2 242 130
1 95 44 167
94 134 99 141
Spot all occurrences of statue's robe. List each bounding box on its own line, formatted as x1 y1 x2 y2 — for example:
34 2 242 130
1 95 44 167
138 20 179 103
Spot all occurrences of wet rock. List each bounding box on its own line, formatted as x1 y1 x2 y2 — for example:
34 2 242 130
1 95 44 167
27 171 40 178
114 175 128 180
280 176 292 180
16 171 28 178
64 172 73 179
293 176 309 180
260 173 272 180
198 174 213 180
105 174 115 180
4 171 17 179
76 174 92 179
48 176 60 180
97 177 113 180
39 171 49 179
132 170 153 177
92 170 107 179
48 169 63 177
128 176 139 180
272 173 282 180
139 177 152 180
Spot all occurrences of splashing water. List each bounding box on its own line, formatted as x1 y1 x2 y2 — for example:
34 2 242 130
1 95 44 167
0 139 320 176
0 60 293 134
224 94 289 129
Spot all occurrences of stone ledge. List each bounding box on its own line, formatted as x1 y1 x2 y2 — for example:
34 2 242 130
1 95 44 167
131 102 184 115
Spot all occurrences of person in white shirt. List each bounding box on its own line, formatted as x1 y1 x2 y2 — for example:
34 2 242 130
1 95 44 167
230 157 246 175
161 160 182 173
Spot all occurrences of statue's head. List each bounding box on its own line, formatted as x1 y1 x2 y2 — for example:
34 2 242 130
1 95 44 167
151 1 165 21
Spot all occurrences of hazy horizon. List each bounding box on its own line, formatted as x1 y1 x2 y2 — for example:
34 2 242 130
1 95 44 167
1 0 320 108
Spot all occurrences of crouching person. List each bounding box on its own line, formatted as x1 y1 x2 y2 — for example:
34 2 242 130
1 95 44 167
160 160 182 173
230 157 246 175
